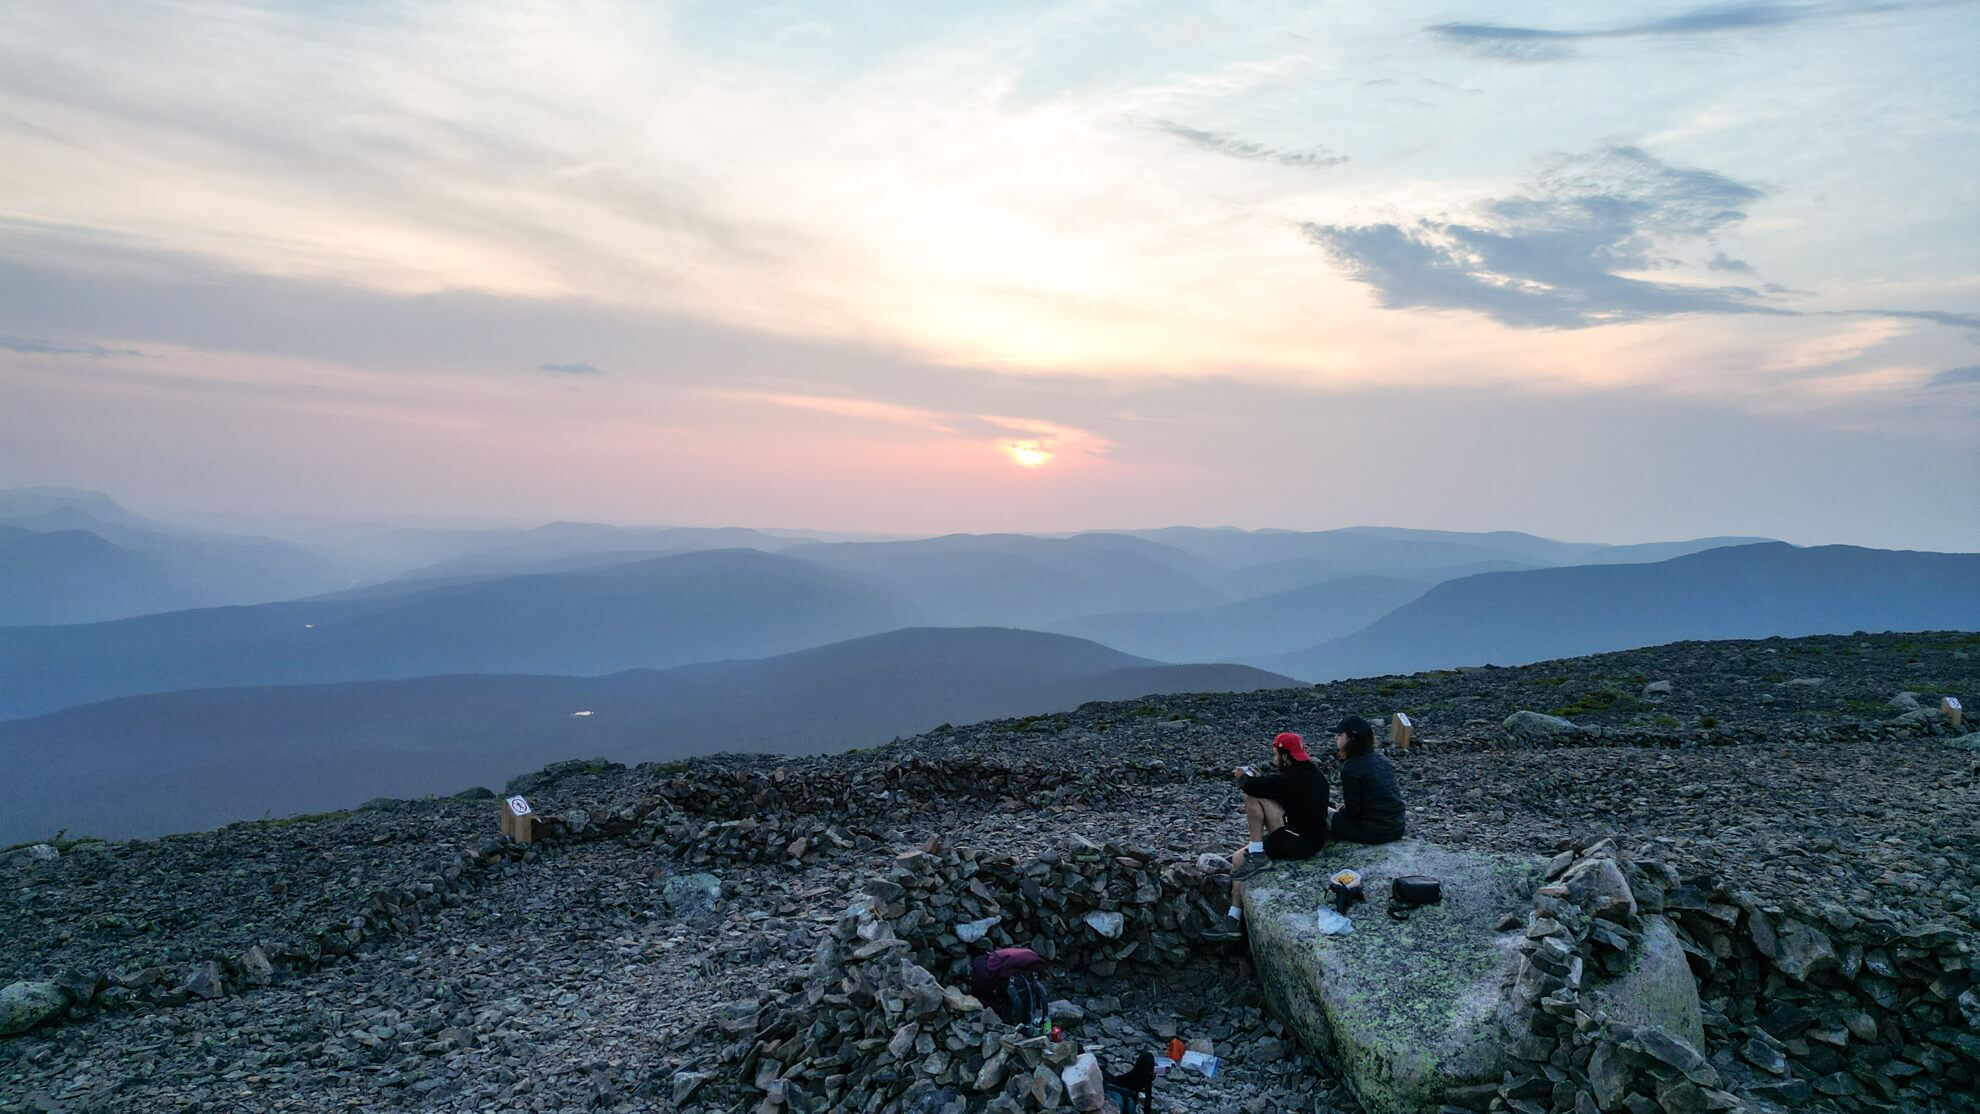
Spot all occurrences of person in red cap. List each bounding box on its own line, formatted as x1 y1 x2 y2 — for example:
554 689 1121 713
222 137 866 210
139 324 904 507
1205 731 1331 939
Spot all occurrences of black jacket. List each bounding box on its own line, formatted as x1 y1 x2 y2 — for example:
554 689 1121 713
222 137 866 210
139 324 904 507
1338 751 1406 838
1238 760 1331 839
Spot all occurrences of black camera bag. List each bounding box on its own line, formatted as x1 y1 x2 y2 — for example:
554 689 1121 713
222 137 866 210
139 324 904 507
1387 875 1442 920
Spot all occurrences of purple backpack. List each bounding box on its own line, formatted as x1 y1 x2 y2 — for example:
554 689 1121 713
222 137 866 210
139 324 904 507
971 948 1048 1026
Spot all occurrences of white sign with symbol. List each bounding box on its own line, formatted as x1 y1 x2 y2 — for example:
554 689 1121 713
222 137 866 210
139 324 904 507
1394 712 1412 728
1947 697 1962 710
506 795 532 816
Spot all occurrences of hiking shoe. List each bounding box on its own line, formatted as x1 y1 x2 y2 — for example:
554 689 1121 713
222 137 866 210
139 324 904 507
1231 856 1273 881
1199 919 1245 944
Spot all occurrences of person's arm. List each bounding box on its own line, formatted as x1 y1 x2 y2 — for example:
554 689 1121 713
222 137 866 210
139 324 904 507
1340 762 1365 821
1239 769 1294 799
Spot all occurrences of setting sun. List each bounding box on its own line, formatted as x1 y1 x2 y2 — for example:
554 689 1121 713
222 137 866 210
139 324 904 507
1004 441 1051 468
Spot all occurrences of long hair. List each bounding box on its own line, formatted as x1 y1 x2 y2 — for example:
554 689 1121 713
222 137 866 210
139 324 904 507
1341 726 1376 758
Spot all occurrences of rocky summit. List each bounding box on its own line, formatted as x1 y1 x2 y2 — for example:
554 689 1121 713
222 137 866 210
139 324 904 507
1 629 1976 1114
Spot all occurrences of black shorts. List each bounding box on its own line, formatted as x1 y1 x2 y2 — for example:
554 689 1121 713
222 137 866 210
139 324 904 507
1263 826 1321 861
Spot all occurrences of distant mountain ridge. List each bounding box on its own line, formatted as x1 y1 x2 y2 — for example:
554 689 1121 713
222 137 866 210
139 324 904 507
0 492 344 626
0 548 926 720
1258 543 1980 681
1048 574 1432 662
0 627 1295 843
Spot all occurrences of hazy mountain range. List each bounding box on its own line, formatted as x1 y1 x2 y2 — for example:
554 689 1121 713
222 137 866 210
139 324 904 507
1 486 1970 841
0 628 1291 843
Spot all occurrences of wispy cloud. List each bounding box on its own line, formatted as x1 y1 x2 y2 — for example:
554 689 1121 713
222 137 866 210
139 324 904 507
0 334 144 358
712 391 959 433
1148 120 1347 170
537 362 604 376
1928 365 1980 388
708 392 1112 466
1302 146 1793 329
976 415 1112 459
1427 2 1930 61
1849 308 1980 331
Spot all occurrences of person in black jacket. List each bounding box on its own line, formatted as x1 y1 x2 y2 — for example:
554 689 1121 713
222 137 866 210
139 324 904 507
1206 732 1330 938
1329 715 1405 844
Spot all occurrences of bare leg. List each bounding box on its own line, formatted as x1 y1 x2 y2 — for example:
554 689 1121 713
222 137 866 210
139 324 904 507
1259 798 1288 835
1243 795 1267 844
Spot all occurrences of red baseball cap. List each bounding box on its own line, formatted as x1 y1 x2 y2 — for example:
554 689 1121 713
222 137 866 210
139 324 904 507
1274 732 1311 762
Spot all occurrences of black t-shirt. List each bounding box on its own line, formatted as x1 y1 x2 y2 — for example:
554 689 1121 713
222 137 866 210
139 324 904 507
1238 760 1331 839
1339 751 1406 837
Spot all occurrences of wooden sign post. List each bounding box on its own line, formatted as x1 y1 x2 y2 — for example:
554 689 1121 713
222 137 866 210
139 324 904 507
501 795 537 844
1945 697 1964 730
1389 712 1413 751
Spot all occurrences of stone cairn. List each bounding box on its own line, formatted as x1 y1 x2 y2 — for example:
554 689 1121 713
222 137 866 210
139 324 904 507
1425 837 1727 1114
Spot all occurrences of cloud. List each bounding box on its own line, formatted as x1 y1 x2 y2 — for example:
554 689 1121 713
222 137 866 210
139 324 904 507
1928 365 1980 388
1428 2 1904 60
1302 145 1797 329
976 415 1112 459
1707 252 1755 273
712 391 959 433
0 334 144 357
1149 120 1348 170
537 361 604 376
1852 308 1980 330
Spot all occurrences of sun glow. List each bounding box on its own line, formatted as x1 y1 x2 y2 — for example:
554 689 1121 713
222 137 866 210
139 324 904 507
1004 441 1052 468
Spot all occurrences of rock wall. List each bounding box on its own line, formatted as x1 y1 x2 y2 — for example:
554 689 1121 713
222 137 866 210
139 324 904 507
696 835 1239 1113
1654 871 1980 1110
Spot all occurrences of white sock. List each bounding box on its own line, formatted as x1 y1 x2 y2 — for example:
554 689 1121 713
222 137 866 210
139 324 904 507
1247 841 1265 854
1226 905 1242 920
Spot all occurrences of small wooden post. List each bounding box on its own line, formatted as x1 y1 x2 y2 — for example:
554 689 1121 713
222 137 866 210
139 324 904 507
500 795 537 843
1389 712 1413 751
1945 697 1964 730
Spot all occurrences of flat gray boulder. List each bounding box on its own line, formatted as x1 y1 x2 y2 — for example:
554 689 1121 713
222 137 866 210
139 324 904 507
0 980 68 1036
1243 839 1698 1114
1503 710 1583 745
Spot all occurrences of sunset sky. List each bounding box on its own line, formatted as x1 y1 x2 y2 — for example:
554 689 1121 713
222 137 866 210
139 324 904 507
2 1 1975 548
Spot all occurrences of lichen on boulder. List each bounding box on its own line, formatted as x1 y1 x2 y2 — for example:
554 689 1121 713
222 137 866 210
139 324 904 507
1243 837 1707 1114
1242 839 1542 1113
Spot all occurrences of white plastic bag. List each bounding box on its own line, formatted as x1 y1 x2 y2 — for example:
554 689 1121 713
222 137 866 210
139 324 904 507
1177 1050 1220 1077
1317 908 1354 935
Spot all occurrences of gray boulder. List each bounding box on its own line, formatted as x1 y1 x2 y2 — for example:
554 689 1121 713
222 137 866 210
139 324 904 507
956 916 1000 944
0 981 68 1036
1060 1053 1104 1111
1560 856 1637 921
1587 918 1705 1050
1082 910 1124 939
662 873 723 923
0 843 58 868
1503 711 1583 745
1244 839 1701 1114
179 961 224 999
